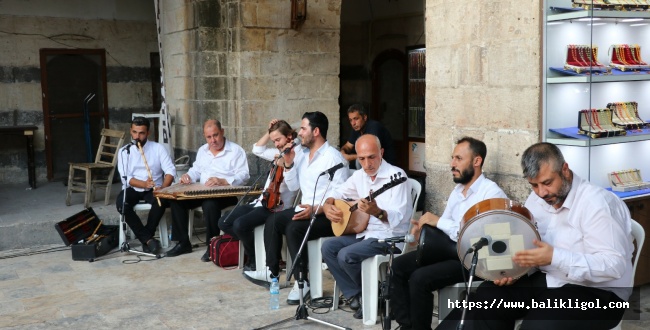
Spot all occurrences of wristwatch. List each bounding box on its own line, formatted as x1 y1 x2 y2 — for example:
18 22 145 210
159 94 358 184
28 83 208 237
376 209 385 220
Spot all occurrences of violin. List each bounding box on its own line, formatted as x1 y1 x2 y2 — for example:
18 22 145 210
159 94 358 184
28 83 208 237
261 160 284 211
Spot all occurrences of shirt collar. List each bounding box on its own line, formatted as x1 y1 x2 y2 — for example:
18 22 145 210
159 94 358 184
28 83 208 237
453 173 486 198
360 158 391 182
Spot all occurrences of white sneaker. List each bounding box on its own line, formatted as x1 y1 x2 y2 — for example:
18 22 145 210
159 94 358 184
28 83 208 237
243 267 274 287
287 280 310 305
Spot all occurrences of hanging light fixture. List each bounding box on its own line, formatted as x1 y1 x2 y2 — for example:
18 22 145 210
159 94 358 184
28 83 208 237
291 0 307 30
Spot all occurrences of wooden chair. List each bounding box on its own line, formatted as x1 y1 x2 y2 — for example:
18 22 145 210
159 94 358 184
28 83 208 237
66 128 125 208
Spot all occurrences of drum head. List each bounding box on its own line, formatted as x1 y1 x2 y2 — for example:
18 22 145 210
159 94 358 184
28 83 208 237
457 210 540 281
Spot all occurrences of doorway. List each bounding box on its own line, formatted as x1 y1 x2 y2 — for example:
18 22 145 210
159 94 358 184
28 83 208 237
39 49 109 181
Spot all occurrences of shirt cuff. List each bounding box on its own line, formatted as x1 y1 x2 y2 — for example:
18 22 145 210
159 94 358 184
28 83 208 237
550 246 570 278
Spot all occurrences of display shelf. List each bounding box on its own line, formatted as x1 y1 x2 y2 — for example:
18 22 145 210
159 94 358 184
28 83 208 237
606 187 650 200
547 127 650 146
548 8 650 21
548 72 650 84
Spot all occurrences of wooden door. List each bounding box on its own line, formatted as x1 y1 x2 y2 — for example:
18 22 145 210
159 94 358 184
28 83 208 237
39 49 109 181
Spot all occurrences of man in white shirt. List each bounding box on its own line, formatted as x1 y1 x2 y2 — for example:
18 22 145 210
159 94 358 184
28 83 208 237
244 111 349 305
439 142 634 330
391 137 507 330
116 116 176 255
166 119 250 262
218 119 300 271
321 134 412 319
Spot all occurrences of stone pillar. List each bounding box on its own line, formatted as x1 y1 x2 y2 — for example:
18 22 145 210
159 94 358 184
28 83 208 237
424 1 543 210
159 0 342 177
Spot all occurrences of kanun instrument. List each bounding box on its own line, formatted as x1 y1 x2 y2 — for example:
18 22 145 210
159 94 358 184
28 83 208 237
330 173 407 236
154 183 261 200
457 198 539 281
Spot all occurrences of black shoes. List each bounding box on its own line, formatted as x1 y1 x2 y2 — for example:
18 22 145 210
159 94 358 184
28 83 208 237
243 258 256 272
349 294 361 311
165 242 192 257
201 250 210 262
353 304 363 319
145 239 161 255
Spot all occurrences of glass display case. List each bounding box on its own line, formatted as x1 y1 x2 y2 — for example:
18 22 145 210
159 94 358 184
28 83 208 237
544 0 650 285
407 46 426 174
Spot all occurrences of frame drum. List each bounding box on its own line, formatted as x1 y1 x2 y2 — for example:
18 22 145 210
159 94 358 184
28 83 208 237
457 198 539 281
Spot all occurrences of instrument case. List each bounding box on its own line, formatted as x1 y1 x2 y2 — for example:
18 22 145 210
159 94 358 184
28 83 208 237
54 208 118 261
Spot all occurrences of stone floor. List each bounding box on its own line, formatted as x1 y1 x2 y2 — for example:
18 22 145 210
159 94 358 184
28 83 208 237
0 182 648 329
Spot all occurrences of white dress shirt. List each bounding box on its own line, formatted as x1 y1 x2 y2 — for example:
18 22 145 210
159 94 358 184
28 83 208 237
525 172 634 301
251 144 300 210
186 139 250 186
118 140 176 191
331 160 412 240
436 174 508 242
284 141 350 210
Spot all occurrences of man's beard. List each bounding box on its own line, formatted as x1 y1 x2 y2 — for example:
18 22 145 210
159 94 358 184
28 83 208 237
543 173 572 207
453 166 474 185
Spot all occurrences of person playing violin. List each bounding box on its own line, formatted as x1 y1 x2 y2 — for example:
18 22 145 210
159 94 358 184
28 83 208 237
218 119 301 272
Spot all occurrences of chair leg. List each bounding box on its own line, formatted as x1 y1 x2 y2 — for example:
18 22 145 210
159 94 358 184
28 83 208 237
254 225 266 273
238 240 245 269
66 166 74 206
331 281 340 311
361 257 380 325
84 169 92 209
308 239 324 299
104 169 115 205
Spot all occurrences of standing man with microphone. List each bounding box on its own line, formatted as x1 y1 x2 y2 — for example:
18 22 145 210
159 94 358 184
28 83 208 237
244 111 349 305
390 137 507 330
321 134 412 320
116 116 176 255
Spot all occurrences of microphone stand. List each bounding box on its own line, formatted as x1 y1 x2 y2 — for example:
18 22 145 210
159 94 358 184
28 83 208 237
380 240 398 330
457 249 479 330
254 171 350 330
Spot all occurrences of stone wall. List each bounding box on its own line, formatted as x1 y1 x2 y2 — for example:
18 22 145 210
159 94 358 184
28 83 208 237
0 1 157 184
424 1 543 211
159 0 342 178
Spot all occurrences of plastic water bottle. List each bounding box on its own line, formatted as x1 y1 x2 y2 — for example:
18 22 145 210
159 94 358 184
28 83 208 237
269 277 280 310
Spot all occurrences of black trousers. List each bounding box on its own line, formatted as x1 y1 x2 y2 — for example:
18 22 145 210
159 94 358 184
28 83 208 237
217 204 271 261
263 208 334 278
116 187 169 245
437 271 627 330
169 196 237 247
391 226 467 330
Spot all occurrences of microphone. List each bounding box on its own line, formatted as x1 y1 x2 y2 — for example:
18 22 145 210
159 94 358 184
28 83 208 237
123 141 135 154
378 234 415 244
466 235 492 253
278 138 300 157
319 163 345 177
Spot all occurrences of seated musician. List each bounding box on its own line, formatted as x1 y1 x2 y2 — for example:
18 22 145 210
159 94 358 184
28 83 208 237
217 119 301 272
321 134 412 320
438 142 634 330
116 116 175 255
391 137 507 330
244 111 349 305
165 119 250 261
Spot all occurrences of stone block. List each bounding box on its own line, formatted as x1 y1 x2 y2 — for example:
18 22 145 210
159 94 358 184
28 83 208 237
240 77 280 100
254 1 289 29
319 76 340 99
318 31 340 53
259 53 289 76
193 52 227 77
240 28 267 52
240 52 261 77
288 54 339 75
107 82 152 109
194 0 222 28
195 27 230 52
241 2 258 27
285 76 321 100
194 76 230 100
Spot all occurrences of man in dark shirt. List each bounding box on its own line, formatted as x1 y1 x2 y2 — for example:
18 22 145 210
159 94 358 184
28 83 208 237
340 104 397 166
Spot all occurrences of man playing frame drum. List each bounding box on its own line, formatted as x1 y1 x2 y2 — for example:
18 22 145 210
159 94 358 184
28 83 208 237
390 137 507 330
438 142 634 330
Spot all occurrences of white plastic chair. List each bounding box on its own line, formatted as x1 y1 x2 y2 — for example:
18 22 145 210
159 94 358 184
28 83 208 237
132 202 173 248
512 219 644 330
331 178 422 325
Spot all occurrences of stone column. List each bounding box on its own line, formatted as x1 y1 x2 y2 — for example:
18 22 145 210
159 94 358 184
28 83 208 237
424 1 543 209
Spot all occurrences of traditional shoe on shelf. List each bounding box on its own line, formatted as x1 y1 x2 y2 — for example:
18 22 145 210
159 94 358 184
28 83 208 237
165 242 192 257
200 250 210 262
287 280 310 305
